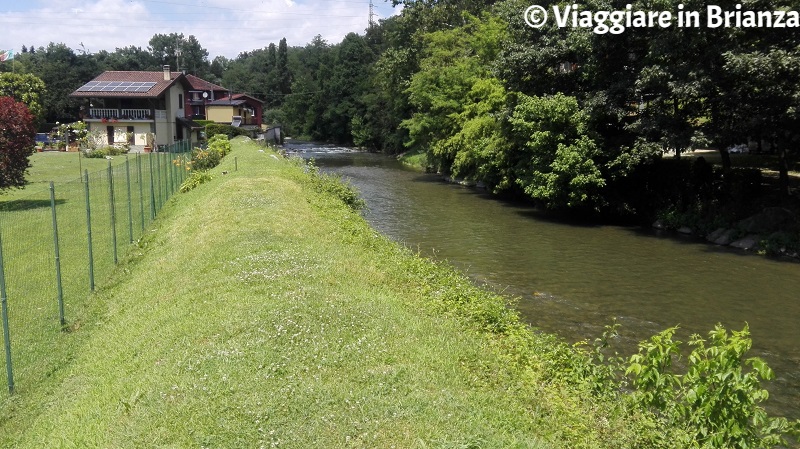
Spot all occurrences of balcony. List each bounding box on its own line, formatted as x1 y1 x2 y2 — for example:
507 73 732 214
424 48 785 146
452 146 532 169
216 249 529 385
88 108 152 120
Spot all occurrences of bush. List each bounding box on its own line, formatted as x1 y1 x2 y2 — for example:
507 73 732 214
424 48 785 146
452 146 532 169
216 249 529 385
208 134 232 157
82 146 129 158
179 170 213 193
626 324 800 448
0 96 36 191
188 135 232 171
190 147 222 171
206 123 250 140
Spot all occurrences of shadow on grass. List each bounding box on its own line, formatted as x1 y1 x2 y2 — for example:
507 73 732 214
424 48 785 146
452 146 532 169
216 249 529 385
0 198 67 212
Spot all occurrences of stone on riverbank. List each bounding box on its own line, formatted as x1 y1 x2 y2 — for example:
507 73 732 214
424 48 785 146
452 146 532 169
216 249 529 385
730 234 760 250
705 227 727 242
713 229 739 246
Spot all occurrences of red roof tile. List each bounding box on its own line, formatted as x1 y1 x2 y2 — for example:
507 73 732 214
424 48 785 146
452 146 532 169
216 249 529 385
69 71 188 98
185 74 227 92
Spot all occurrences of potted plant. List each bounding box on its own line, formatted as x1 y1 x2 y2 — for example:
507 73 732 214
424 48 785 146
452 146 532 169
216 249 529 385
143 132 154 153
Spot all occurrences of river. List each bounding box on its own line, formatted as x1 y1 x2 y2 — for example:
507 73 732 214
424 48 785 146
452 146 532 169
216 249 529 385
290 142 800 420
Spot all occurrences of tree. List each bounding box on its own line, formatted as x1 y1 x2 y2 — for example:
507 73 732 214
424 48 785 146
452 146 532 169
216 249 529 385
148 33 210 76
402 13 508 171
508 93 606 211
208 56 229 84
277 38 291 100
96 46 158 71
0 96 36 191
0 73 47 125
283 35 333 138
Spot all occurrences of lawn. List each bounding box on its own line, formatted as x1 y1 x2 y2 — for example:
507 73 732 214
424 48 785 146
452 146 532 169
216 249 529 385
0 148 188 415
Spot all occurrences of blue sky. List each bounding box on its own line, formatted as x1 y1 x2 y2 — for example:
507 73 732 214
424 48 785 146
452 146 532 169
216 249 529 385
0 0 402 59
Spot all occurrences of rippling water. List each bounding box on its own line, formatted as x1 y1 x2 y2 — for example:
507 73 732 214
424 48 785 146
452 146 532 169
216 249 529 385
291 142 800 419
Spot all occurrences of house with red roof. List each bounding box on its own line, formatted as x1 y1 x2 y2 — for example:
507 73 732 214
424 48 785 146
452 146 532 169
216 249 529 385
183 74 229 121
69 65 200 150
205 93 264 130
182 75 264 129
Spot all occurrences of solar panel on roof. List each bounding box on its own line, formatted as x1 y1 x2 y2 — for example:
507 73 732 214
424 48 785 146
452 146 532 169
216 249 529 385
76 80 157 93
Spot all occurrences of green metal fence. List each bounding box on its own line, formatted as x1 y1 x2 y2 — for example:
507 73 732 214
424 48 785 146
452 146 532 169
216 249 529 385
0 141 192 394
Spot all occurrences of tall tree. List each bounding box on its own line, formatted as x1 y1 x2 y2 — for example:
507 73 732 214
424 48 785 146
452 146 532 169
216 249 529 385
148 33 210 76
277 38 291 100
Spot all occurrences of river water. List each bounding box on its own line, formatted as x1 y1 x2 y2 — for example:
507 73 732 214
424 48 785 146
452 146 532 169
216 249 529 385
292 143 800 420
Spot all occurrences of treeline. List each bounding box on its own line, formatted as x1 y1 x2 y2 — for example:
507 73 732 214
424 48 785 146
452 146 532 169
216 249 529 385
251 0 800 220
3 0 799 219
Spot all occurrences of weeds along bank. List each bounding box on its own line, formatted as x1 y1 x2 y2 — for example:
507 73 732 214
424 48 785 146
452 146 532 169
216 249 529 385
1 138 793 447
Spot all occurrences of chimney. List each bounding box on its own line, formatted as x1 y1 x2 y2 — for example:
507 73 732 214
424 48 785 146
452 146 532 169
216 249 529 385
163 65 171 81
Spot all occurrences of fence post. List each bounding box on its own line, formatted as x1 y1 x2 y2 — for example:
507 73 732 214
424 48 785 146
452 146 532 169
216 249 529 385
137 154 145 232
0 227 14 394
125 156 134 244
235 157 238 172
155 152 163 213
49 182 65 327
84 170 95 291
149 153 156 220
108 161 118 265
168 150 175 195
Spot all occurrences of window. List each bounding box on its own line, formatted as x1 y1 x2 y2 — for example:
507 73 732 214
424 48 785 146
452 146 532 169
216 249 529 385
178 94 183 108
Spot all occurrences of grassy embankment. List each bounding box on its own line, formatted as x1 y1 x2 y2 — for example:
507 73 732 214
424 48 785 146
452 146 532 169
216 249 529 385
397 148 428 170
0 139 663 447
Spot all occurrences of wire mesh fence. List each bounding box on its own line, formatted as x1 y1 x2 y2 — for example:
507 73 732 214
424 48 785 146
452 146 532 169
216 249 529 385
0 141 192 395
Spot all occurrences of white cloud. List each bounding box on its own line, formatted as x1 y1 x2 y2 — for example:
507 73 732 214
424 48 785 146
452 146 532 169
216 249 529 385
0 0 402 59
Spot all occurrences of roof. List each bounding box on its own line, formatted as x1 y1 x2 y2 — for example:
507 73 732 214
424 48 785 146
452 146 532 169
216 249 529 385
208 98 248 106
185 74 228 92
207 93 264 106
69 71 190 99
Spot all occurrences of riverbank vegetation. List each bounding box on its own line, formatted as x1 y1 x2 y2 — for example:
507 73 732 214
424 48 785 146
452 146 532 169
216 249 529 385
1 139 797 447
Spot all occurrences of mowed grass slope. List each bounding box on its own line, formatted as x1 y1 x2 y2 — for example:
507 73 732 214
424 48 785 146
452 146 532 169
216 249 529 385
0 140 649 448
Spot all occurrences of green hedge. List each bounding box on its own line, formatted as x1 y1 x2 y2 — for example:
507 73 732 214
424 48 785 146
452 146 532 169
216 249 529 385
205 123 251 140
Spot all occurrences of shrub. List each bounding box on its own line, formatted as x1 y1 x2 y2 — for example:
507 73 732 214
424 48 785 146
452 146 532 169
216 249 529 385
179 170 213 193
208 134 232 157
206 123 250 140
626 324 800 448
0 96 36 191
82 146 129 159
190 147 222 171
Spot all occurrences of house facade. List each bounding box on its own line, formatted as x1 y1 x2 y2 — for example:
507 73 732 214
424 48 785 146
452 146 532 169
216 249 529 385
183 74 229 121
70 67 265 150
205 93 264 130
70 66 198 150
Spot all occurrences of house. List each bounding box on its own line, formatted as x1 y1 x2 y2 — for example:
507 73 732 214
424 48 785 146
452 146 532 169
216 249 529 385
70 66 205 151
183 74 229 121
205 93 264 130
70 67 265 150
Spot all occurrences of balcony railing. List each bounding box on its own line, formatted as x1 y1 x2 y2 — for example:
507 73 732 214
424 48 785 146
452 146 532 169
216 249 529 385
89 108 152 120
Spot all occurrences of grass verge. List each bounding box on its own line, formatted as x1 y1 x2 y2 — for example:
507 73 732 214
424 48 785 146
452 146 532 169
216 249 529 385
397 149 428 171
1 139 663 448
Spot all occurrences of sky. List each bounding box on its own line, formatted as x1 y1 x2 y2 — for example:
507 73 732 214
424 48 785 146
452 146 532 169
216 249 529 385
0 0 403 60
